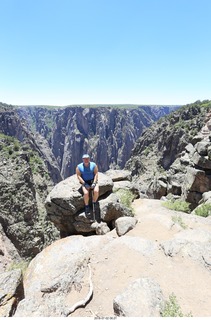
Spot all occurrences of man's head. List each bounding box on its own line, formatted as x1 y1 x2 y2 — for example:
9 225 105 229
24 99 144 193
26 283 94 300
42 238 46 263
82 154 90 166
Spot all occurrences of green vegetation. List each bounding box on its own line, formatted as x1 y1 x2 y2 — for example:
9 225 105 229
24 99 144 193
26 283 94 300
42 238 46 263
194 203 211 217
143 146 151 156
29 152 44 173
114 189 135 215
7 260 30 276
0 134 21 158
161 293 192 317
172 215 187 229
163 100 211 136
162 199 191 213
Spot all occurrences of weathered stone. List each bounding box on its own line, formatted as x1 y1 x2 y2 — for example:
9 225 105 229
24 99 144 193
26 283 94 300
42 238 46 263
180 152 191 165
195 141 211 156
147 178 167 199
184 168 211 194
105 169 132 182
113 181 140 199
0 225 22 273
99 193 132 222
167 181 182 195
192 152 211 169
113 277 164 317
0 269 23 317
191 134 204 145
185 143 195 154
14 236 102 317
91 221 110 235
115 217 138 236
200 191 211 203
160 229 211 270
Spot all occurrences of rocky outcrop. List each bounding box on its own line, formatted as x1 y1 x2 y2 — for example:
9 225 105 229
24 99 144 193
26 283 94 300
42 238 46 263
125 101 211 202
0 135 59 259
0 107 61 183
45 172 134 237
147 137 211 209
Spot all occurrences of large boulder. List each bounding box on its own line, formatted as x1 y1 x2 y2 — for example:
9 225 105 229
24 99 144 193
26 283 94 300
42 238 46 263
14 236 101 317
45 172 133 236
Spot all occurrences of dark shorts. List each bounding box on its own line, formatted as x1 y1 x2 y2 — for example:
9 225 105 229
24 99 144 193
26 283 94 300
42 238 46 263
83 180 93 186
78 180 93 194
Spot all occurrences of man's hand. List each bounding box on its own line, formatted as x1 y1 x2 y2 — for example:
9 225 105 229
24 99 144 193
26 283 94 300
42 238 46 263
91 183 96 189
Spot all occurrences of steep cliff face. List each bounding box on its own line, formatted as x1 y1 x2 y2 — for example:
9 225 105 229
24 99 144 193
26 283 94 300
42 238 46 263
125 101 211 193
17 105 179 178
0 134 60 259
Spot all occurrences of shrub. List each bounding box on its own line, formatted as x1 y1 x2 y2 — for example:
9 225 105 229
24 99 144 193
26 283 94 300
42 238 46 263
8 148 13 155
194 203 211 217
162 199 191 213
161 293 192 317
7 260 30 276
29 152 43 173
14 141 20 151
114 189 135 215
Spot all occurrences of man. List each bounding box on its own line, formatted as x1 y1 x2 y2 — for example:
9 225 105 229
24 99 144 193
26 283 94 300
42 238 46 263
76 154 99 214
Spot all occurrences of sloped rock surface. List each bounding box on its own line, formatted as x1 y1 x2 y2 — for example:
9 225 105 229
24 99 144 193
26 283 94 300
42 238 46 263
14 236 102 317
14 199 211 317
160 229 211 270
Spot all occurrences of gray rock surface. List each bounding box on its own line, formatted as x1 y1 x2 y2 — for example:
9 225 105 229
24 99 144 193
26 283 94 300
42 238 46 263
105 169 132 181
14 236 101 317
0 269 23 317
115 217 138 236
160 229 211 270
0 136 59 259
0 225 22 273
113 277 164 317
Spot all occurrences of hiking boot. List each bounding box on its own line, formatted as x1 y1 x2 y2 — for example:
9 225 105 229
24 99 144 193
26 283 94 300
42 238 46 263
85 206 90 214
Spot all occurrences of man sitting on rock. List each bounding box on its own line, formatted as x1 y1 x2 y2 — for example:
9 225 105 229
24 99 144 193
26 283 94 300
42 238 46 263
76 154 99 215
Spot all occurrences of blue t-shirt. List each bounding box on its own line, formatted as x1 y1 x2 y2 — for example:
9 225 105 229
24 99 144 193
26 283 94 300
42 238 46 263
77 162 96 181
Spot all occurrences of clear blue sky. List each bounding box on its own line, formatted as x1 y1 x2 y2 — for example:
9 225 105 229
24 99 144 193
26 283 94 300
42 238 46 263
1 0 211 106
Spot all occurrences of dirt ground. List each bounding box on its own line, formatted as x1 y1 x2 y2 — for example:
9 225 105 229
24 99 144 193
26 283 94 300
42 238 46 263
71 199 211 317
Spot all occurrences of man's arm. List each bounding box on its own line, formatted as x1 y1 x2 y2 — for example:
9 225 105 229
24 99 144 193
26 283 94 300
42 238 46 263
93 165 98 184
76 166 85 185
